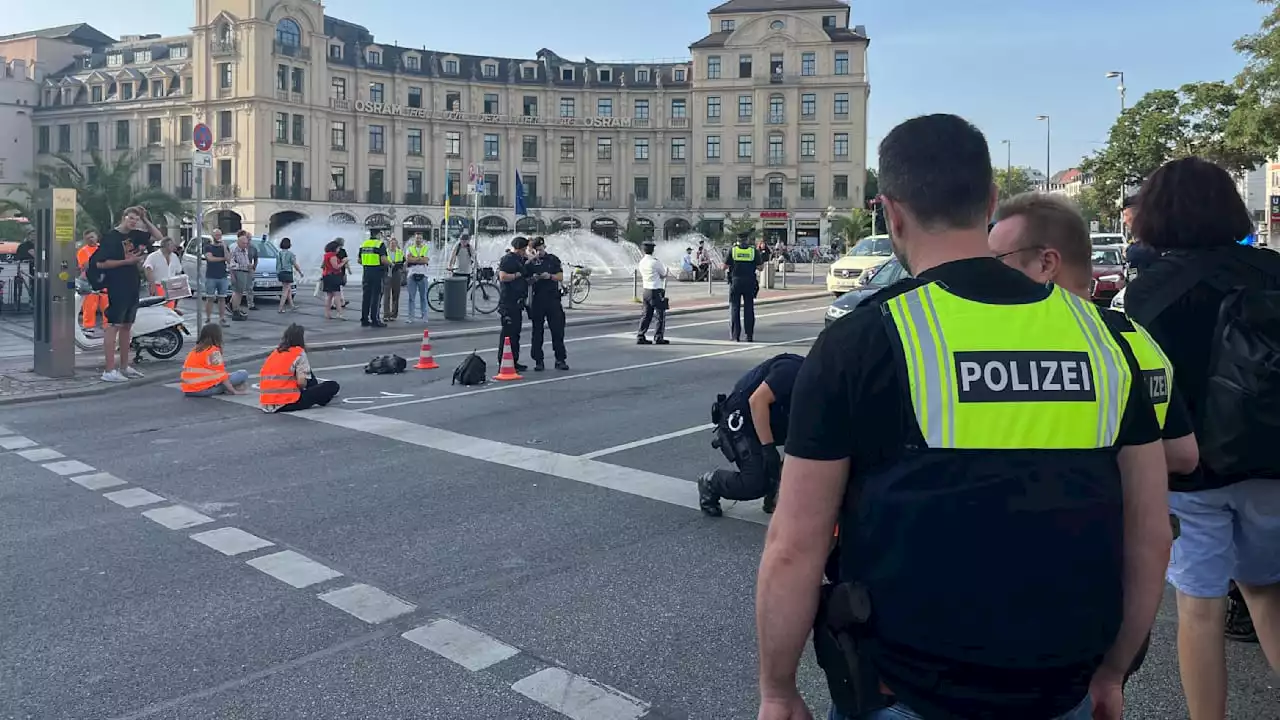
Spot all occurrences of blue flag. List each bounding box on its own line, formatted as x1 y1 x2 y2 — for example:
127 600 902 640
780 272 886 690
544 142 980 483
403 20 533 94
515 171 527 217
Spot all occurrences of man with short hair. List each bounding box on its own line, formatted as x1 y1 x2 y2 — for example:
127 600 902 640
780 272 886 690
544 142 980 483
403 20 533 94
77 229 108 334
228 231 253 320
496 236 529 371
203 229 230 326
358 231 389 327
96 207 163 382
143 237 184 312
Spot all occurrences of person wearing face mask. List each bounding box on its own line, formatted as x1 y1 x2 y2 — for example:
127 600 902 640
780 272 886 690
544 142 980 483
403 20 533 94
525 237 569 371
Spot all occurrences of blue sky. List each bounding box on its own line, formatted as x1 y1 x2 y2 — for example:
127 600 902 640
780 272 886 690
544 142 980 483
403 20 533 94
9 0 1266 174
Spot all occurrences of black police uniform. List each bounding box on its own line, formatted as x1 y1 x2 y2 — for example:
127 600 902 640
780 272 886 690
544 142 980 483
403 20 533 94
700 353 803 515
526 251 568 369
360 238 388 327
725 241 762 341
497 251 528 367
791 258 1160 720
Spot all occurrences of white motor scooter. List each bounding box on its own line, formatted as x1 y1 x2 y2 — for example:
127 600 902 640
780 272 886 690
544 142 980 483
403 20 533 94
74 287 189 361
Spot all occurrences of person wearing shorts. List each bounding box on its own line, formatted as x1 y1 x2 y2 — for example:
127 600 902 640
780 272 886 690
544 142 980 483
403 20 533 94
203 230 230 325
97 207 161 383
228 231 254 320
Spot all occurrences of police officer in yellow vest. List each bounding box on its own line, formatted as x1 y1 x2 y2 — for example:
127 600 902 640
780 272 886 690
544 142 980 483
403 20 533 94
755 114 1171 720
724 232 763 341
359 232 389 327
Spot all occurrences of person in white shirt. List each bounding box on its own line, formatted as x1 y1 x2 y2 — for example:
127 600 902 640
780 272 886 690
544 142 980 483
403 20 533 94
636 240 669 345
404 232 431 322
448 232 475 277
143 238 185 312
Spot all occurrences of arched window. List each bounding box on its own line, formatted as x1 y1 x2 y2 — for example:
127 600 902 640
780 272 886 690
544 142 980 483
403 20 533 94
275 18 301 47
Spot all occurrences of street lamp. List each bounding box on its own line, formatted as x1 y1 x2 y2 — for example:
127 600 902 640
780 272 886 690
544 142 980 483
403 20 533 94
1036 115 1051 191
1001 140 1011 195
1105 71 1126 113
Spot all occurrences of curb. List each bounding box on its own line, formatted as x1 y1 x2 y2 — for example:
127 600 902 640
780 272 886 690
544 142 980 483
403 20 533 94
0 290 828 407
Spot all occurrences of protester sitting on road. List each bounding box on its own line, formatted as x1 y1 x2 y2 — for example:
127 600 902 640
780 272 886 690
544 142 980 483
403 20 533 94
180 323 248 397
1123 157 1280 718
321 240 347 321
259 324 340 413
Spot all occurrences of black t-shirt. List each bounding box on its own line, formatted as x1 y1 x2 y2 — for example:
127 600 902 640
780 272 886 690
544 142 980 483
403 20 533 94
98 228 148 296
525 252 563 303
498 251 528 305
203 242 228 279
16 240 34 269
787 258 1159 717
732 353 802 445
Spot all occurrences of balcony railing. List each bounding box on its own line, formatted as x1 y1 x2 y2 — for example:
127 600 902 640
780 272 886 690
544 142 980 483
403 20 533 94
275 89 290 101
210 39 237 57
767 197 786 209
329 189 356 203
273 41 311 60
668 117 690 129
208 185 239 200
366 190 390 204
665 197 692 208
794 197 824 209
271 185 311 201
177 186 193 200
404 192 426 205
768 155 787 166
523 195 543 208
442 193 465 206
480 195 506 208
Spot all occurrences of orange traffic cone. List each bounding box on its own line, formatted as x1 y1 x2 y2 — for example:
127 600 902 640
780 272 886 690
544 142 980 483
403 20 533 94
414 328 439 370
493 337 522 381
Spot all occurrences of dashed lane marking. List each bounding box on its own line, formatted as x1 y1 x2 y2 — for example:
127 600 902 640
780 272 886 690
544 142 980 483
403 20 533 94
0 424 13 436
318 583 417 624
512 667 650 720
581 423 715 459
70 472 127 490
0 436 37 450
15 447 64 461
246 550 343 588
402 619 521 671
141 505 215 530
103 488 167 508
42 459 96 476
190 527 275 556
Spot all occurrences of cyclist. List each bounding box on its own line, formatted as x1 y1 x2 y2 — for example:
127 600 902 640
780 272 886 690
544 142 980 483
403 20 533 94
448 232 476 278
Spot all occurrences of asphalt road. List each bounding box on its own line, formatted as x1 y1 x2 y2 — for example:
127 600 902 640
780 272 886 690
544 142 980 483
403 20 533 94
1 299 1275 720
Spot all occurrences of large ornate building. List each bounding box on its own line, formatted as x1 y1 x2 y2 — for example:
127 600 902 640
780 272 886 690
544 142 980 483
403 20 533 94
8 0 869 243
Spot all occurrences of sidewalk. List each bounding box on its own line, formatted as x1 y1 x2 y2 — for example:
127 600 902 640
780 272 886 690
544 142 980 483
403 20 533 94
0 263 830 404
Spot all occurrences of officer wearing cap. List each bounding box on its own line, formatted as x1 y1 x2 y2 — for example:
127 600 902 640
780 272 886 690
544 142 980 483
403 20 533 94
526 236 569 371
636 239 669 345
755 114 1169 720
724 232 763 342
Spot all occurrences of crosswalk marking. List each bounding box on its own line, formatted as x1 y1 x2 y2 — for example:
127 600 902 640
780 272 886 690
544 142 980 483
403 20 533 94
402 619 520 671
0 436 37 450
42 460 96 476
69 472 127 490
190 527 275 556
142 505 215 530
16 447 64 461
512 667 650 720
318 584 416 624
103 488 166 508
246 550 342 588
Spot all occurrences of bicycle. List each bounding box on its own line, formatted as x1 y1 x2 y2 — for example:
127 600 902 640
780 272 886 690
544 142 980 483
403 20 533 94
561 264 591 304
426 266 500 315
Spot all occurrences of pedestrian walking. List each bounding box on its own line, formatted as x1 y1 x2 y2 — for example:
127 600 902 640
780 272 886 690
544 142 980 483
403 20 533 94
526 236 568 371
95 207 162 383
1123 157 1280 719
383 236 405 321
258 323 340 413
275 237 303 313
359 232 389 327
404 232 430 323
180 323 248 397
76 229 108 336
321 240 346 321
202 229 230 326
755 114 1168 720
636 240 669 346
724 232 762 342
142 238 183 312
228 231 254 321
496 236 530 371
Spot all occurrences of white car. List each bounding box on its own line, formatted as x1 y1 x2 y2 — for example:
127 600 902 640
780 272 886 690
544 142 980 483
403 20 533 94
1110 286 1126 311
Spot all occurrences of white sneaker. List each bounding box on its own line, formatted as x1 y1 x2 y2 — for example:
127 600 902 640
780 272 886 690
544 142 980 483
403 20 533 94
101 370 129 383
123 366 145 379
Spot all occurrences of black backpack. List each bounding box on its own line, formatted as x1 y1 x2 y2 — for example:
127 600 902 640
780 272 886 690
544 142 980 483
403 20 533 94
452 352 487 386
364 354 407 375
1136 250 1280 480
84 246 107 290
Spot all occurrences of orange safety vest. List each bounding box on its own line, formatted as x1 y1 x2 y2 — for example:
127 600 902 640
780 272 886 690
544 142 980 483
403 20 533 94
181 346 230 393
259 346 303 407
76 244 95 270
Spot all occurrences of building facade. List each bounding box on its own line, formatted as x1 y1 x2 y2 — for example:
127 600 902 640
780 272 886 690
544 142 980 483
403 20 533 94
18 0 868 243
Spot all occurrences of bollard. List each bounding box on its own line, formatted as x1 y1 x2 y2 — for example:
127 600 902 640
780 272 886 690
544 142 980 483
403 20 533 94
782 258 787 289
810 257 815 284
633 269 639 302
708 262 714 297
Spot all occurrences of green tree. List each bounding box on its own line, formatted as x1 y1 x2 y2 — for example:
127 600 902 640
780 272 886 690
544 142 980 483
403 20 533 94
1231 0 1280 157
1080 89 1184 215
1177 81 1265 173
829 208 874 250
622 218 647 246
863 168 879 206
994 166 1037 199
723 211 756 241
1073 186 1107 227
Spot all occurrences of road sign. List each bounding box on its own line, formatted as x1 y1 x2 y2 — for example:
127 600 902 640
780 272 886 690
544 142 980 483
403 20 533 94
474 180 486 194
193 122 213 152
193 150 213 169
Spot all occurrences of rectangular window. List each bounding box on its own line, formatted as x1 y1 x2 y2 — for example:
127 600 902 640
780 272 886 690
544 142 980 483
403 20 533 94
292 67 304 94
37 126 49 154
445 59 458 74
218 159 232 186
408 87 422 108
91 86 103 103
634 99 649 120
86 122 99 150
834 174 849 199
484 93 499 114
523 175 538 200
560 137 575 161
770 53 784 78
406 55 420 71
408 128 422 155
331 166 346 191
180 162 192 188
802 93 816 118
737 135 752 159
835 51 849 75
769 135 784 160
291 114 304 145
800 175 816 198
834 132 849 157
523 96 538 117
597 137 613 161
370 125 385 153
801 133 816 158
329 44 343 60
559 97 575 118
705 176 721 200
634 176 649 201
369 82 384 103
707 56 721 79
121 83 133 101
706 135 720 159
147 163 162 188
597 176 612 201
522 135 538 160
445 131 460 156
671 137 686 161
58 124 71 153
331 121 346 150
674 68 686 82
636 68 650 83
179 116 192 143
834 92 849 116
738 54 752 78
483 64 498 78
146 118 161 145
331 77 346 100
561 67 575 81
407 169 423 194
484 133 500 159
737 176 752 200
218 63 232 89
277 64 288 91
171 45 189 60
115 119 130 148
369 168 385 195
560 176 575 199
823 15 837 28
707 96 721 119
769 96 784 123
801 52 816 76
275 113 288 142
634 138 649 160
720 19 735 31
598 98 613 117
738 95 752 119
275 161 288 189
670 98 687 118
522 66 536 80
217 110 232 139
670 176 686 200
445 92 461 111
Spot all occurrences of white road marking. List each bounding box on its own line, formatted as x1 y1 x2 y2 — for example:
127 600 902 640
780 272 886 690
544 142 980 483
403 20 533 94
318 583 417 624
141 505 215 530
246 550 343 588
402 619 521 671
103 488 166 508
190 527 275 556
42 460 96 476
365 336 817 412
0 424 13 436
0 436 37 450
15 447 64 461
581 424 715 459
70 472 127 490
511 667 650 720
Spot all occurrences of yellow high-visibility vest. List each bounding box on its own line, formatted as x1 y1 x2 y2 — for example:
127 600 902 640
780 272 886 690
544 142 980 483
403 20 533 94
731 246 756 263
1118 320 1173 429
359 238 384 267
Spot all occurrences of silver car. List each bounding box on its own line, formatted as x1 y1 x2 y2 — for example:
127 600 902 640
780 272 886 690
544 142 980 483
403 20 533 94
182 236 289 300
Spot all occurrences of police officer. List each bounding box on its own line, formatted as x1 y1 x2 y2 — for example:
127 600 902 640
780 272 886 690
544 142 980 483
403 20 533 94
698 353 803 517
497 236 530 371
526 236 569 371
359 232 389 327
725 232 762 342
755 114 1169 720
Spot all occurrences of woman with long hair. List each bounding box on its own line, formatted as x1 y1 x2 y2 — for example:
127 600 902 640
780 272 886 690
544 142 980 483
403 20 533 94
179 323 248 396
276 237 303 313
257 323 340 413
321 239 347 320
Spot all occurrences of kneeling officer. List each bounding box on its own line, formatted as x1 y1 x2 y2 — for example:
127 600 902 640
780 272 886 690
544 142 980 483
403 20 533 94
699 353 804 516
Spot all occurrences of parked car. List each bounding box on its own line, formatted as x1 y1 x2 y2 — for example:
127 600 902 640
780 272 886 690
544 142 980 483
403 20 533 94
827 234 893 295
1090 233 1126 247
1110 286 1126 312
182 235 289 300
1090 246 1126 306
825 255 907 327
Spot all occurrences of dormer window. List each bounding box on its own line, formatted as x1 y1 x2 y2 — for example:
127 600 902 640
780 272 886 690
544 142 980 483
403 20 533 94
406 55 420 70
720 19 735 31
367 50 382 65
444 59 459 74
91 85 103 102
561 66 575 82
522 66 536 80
170 45 188 60
483 63 497 78
81 57 92 69
636 68 650 83
329 44 343 59
134 50 151 64
598 68 612 83
107 53 123 68
822 15 837 28
769 20 785 30
674 68 686 82
121 83 133 100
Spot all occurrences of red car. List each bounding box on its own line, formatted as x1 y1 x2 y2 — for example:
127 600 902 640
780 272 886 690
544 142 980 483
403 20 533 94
1090 246 1127 305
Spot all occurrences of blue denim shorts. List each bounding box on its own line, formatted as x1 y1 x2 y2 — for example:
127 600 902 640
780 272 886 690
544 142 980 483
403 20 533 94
831 694 1091 720
1167 479 1280 597
203 277 230 298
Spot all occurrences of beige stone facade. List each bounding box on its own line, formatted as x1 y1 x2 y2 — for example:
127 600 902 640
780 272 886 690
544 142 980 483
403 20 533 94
20 0 868 242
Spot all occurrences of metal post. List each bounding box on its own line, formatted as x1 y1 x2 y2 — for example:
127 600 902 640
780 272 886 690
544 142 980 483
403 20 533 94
195 168 204 331
633 268 639 302
707 253 714 297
